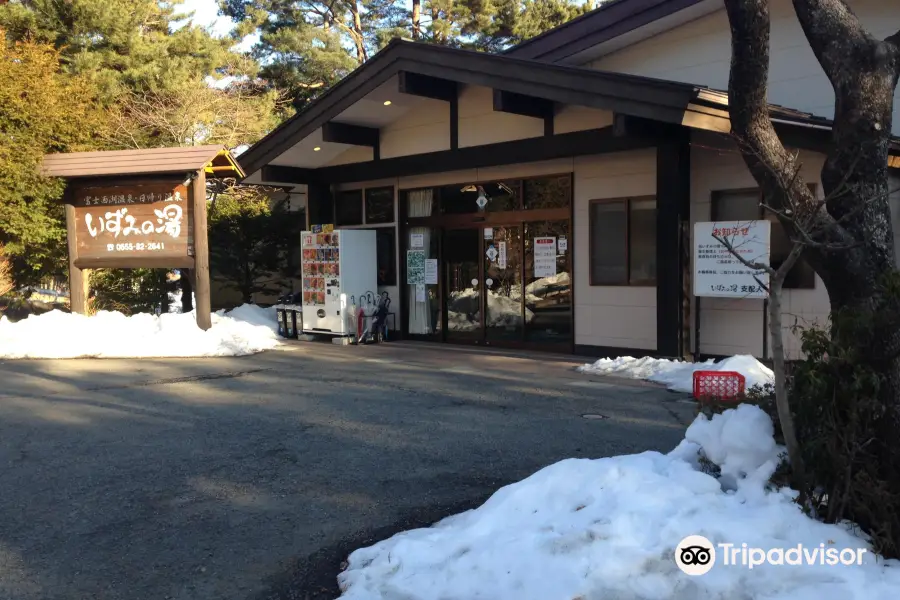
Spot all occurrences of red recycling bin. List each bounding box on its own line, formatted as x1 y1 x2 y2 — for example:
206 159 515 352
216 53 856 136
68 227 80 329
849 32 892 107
692 371 746 401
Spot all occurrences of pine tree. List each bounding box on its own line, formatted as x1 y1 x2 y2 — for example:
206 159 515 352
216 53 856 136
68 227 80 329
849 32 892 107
0 0 246 102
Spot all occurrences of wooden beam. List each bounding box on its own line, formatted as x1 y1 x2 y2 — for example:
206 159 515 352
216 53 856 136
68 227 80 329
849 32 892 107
261 165 321 185
65 202 87 314
322 121 380 159
259 126 664 185
317 126 664 184
450 94 459 150
492 89 554 120
192 169 212 331
398 71 458 102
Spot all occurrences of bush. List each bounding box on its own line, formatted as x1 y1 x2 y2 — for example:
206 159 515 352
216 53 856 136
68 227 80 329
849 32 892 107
790 317 900 558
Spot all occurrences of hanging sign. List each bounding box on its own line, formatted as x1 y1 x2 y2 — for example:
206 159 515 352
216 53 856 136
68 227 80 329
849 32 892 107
72 183 193 264
485 244 499 263
498 241 507 269
694 220 771 298
407 250 425 284
410 233 424 248
534 237 557 278
558 236 568 253
424 259 438 285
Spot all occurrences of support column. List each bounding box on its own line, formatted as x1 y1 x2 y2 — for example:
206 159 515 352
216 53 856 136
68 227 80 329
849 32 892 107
192 169 212 330
656 132 691 358
65 203 88 315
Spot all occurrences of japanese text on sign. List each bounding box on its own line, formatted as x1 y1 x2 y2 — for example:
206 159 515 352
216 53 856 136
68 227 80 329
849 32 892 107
72 183 193 263
694 220 771 298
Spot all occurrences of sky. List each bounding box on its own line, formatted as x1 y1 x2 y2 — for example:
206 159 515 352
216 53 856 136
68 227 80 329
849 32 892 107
177 0 235 38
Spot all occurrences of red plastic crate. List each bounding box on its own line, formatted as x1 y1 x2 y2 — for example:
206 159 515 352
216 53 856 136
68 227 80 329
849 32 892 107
692 371 746 401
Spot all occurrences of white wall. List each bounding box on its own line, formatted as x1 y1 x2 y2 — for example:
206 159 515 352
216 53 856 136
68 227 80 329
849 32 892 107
587 0 900 134
573 149 658 350
690 135 831 359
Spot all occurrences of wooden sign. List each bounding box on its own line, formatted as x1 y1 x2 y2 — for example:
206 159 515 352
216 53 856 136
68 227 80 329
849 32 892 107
71 182 194 268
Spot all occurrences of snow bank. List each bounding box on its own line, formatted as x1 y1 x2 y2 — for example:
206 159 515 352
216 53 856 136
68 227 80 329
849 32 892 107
338 405 900 600
0 304 279 359
578 354 774 393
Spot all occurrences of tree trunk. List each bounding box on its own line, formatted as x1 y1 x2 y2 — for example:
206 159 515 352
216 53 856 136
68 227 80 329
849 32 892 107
768 274 805 488
412 0 421 40
723 0 900 501
350 1 368 63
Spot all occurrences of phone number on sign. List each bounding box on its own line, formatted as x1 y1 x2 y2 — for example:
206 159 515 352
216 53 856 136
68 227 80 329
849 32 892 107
106 242 166 252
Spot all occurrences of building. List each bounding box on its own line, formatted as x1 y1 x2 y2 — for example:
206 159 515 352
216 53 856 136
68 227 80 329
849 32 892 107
237 0 900 359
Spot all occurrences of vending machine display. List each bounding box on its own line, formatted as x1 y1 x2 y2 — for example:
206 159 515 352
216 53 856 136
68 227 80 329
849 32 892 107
300 229 377 335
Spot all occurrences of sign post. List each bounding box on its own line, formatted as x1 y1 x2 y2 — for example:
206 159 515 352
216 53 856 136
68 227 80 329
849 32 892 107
693 220 771 298
192 169 211 331
43 145 243 331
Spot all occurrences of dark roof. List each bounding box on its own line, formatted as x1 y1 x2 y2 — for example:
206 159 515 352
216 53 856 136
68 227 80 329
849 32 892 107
42 146 244 179
238 39 700 176
505 0 706 62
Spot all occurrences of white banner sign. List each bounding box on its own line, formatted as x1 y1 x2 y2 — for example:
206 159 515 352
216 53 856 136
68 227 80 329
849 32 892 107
694 220 771 298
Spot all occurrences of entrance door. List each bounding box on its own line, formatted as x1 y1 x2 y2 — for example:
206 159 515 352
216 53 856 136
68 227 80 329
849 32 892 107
443 225 526 345
484 225 523 343
444 228 482 341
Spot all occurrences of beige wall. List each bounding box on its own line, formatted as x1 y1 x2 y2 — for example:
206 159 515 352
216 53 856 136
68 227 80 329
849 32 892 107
690 135 831 359
324 94 616 166
458 85 545 147
380 97 451 159
554 106 614 135
587 0 900 135
574 149 658 351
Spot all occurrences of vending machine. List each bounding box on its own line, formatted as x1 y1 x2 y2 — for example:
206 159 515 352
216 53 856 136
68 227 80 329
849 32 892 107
300 229 377 336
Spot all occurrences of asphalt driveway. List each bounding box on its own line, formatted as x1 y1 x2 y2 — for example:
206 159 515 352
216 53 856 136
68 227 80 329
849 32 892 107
0 341 695 600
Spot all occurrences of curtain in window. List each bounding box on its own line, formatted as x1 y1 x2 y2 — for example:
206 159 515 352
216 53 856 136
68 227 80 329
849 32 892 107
407 189 433 334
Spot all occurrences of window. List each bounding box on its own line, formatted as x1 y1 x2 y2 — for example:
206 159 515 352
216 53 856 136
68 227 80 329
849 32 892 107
336 190 363 226
589 197 657 285
374 227 396 286
711 189 816 289
523 175 572 209
365 187 395 224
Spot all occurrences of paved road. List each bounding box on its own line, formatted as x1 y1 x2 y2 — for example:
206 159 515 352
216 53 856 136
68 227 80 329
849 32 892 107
0 342 694 600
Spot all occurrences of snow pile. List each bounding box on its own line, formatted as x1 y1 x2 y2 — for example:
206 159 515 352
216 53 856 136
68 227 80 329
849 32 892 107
0 304 279 359
578 354 774 393
338 406 900 600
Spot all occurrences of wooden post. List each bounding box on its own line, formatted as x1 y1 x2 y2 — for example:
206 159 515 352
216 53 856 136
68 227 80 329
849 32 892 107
65 202 88 314
193 169 212 330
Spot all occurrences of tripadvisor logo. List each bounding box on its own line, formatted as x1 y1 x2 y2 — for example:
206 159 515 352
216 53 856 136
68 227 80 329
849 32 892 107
675 535 868 575
675 535 716 576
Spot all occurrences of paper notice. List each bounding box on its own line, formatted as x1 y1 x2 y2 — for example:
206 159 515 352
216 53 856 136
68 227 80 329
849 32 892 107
415 283 426 303
534 236 557 278
424 259 438 285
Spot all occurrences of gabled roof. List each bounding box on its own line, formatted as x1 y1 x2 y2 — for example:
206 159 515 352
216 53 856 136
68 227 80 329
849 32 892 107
505 0 708 62
42 145 244 179
238 39 701 177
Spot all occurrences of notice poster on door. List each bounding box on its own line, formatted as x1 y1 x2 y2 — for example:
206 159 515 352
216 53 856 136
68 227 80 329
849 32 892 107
410 233 424 248
558 236 568 253
498 241 507 269
415 283 426 303
424 259 438 285
534 237 557 278
407 250 425 284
